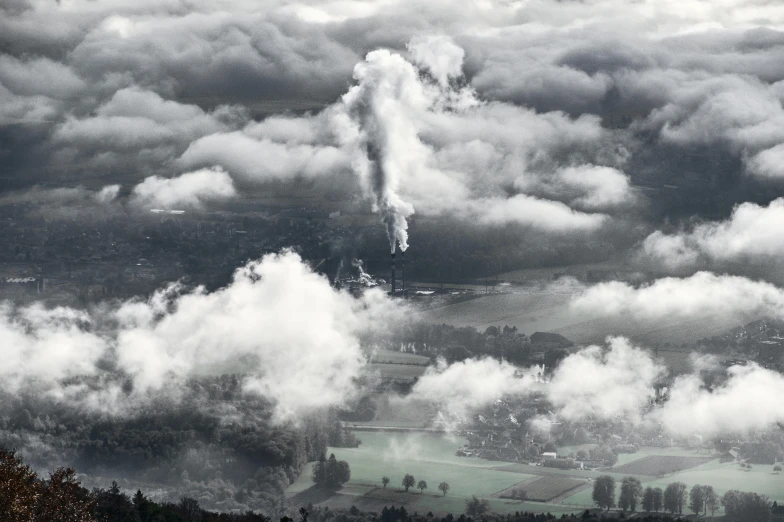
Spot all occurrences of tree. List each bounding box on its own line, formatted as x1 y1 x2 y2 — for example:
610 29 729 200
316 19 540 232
704 486 719 517
511 488 527 501
775 465 782 474
313 454 351 489
417 480 427 494
382 476 390 488
689 484 705 515
642 487 655 512
465 496 490 516
591 475 616 511
652 487 663 512
663 482 687 515
402 474 415 492
177 497 201 522
93 482 139 522
618 477 642 512
438 482 450 497
589 446 618 467
722 490 772 522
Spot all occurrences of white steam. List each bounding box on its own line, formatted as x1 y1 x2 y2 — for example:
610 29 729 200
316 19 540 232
340 48 424 252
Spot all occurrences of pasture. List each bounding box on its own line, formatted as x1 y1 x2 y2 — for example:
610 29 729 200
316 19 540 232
286 431 583 515
611 455 713 476
495 476 589 502
287 432 782 517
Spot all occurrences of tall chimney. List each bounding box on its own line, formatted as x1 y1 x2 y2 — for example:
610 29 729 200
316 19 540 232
401 250 405 296
391 252 396 295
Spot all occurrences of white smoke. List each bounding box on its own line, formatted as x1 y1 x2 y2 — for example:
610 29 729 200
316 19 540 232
352 259 378 286
340 48 422 252
0 250 406 423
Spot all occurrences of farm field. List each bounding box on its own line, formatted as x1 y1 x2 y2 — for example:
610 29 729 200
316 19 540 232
495 476 589 502
287 433 782 517
286 431 583 515
370 350 430 365
561 449 784 509
367 362 428 382
611 455 713 476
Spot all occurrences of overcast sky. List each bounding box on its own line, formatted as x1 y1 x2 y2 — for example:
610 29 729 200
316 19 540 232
4 1 784 273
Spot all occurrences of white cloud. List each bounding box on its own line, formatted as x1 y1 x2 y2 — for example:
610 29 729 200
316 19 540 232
408 357 537 417
131 167 236 208
643 198 784 268
0 251 405 423
548 337 665 421
655 363 784 436
571 271 784 324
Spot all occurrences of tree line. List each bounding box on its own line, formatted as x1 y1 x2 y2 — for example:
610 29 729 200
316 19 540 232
4 447 768 522
592 475 773 521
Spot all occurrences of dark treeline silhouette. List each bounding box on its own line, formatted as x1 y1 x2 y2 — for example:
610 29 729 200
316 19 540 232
390 323 572 368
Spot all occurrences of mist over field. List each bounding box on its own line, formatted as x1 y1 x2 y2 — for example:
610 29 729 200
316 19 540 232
1 1 784 521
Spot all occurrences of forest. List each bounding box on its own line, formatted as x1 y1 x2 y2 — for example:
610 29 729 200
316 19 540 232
0 375 359 516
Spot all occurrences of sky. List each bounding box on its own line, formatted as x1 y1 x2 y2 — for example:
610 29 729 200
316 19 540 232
3 0 784 271
3 0 784 436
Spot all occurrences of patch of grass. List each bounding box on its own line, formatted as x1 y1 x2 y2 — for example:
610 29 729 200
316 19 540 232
496 476 588 502
612 455 713 476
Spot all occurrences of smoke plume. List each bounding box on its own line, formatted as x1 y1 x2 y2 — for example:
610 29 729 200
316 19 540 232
341 49 421 252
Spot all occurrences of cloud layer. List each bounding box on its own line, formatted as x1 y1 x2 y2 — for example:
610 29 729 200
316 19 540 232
0 250 403 422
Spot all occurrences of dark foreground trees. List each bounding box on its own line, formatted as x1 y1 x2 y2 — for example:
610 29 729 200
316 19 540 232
663 482 687 515
642 486 663 512
312 454 350 489
591 475 615 511
618 477 642 512
722 489 772 522
0 448 96 522
465 495 490 516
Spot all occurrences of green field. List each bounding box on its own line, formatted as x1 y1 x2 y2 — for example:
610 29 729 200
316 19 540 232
370 350 430 365
287 431 584 515
561 450 784 510
287 432 782 516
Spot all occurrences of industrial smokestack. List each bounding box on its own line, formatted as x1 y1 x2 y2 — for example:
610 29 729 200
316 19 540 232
391 253 396 295
401 250 405 297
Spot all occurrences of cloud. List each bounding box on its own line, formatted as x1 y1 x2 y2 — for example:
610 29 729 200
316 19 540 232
643 198 784 268
179 128 350 183
654 363 784 436
408 357 538 417
570 271 784 324
408 335 784 437
130 167 236 208
0 250 405 423
548 337 665 421
473 194 607 231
